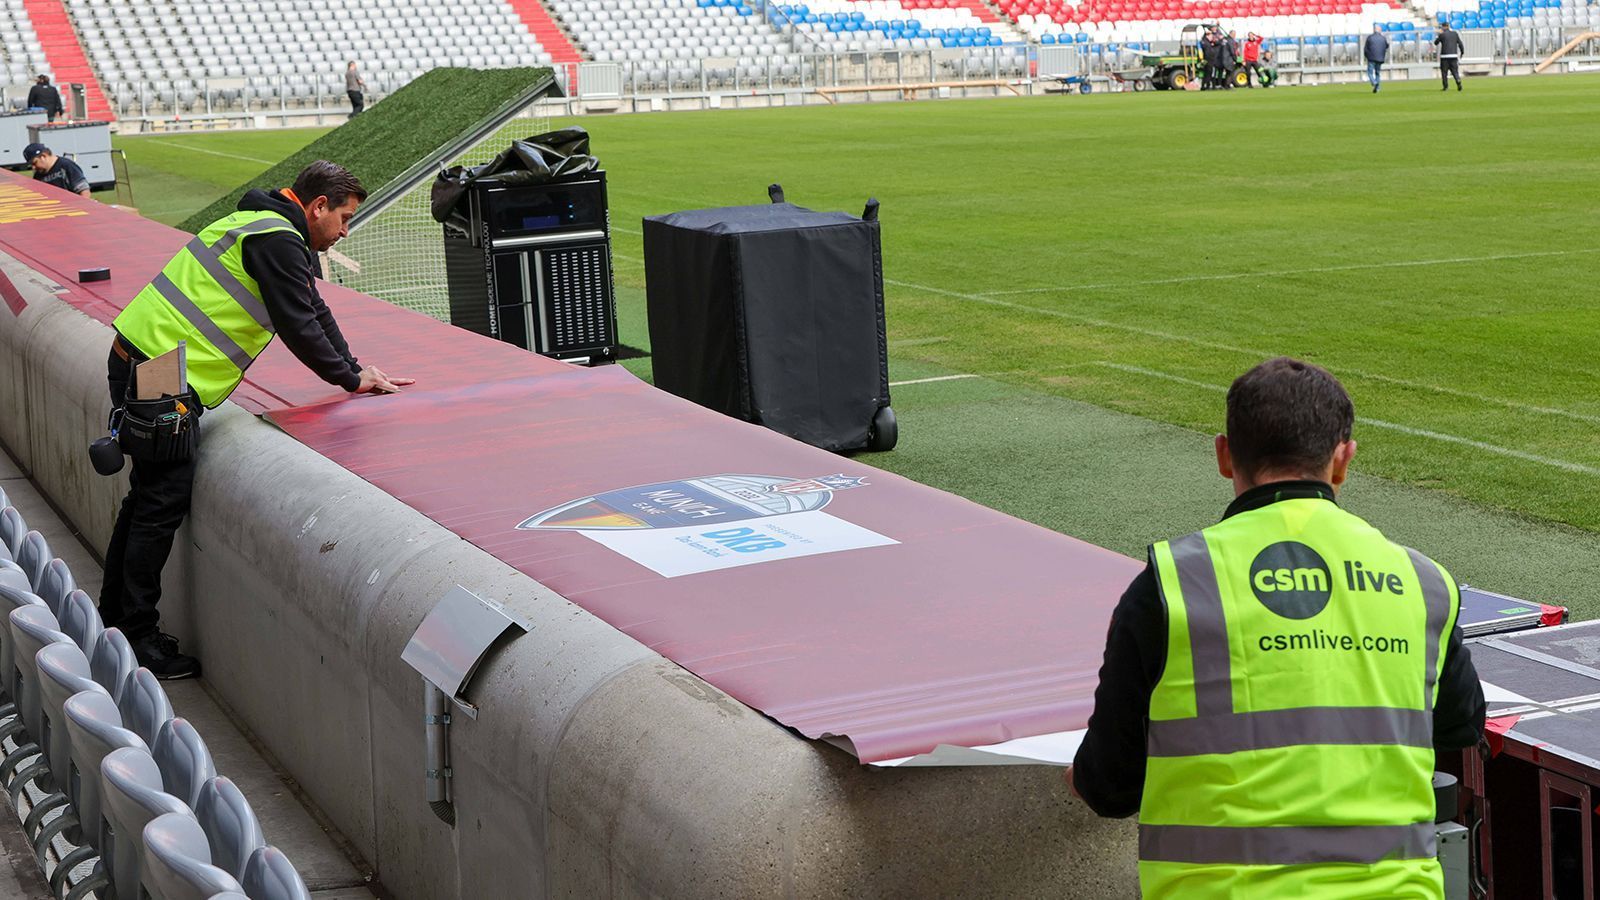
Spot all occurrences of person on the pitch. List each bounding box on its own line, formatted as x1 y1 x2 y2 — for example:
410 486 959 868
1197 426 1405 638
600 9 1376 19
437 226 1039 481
1435 22 1465 90
1365 23 1390 93
103 160 412 679
1068 357 1485 898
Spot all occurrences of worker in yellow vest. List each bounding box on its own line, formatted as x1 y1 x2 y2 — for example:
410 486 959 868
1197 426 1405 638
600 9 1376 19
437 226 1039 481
104 160 411 679
1069 356 1485 898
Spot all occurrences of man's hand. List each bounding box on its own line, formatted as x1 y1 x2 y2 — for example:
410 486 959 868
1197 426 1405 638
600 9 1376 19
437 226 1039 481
355 365 415 395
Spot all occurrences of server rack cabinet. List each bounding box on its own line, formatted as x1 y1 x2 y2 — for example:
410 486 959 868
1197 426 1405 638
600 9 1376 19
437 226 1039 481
442 171 617 364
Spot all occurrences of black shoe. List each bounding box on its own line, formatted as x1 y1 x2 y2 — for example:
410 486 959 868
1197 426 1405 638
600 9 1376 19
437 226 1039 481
1457 81 1462 91
131 633 201 680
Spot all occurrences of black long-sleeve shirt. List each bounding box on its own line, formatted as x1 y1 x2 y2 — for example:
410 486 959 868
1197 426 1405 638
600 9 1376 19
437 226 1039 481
1072 480 1488 819
235 188 363 393
26 84 61 116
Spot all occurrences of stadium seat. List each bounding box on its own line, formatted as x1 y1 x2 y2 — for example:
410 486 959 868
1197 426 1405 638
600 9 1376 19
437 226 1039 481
0 559 29 595
58 590 103 659
153 718 214 811
63 690 144 855
243 845 314 900
118 667 174 748
196 775 264 881
14 530 48 592
36 642 105 781
90 627 137 706
36 558 74 619
144 812 247 899
0 576 43 711
101 745 195 900
8 604 74 749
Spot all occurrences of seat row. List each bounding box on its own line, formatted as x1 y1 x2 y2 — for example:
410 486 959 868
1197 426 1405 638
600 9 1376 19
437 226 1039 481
0 487 310 900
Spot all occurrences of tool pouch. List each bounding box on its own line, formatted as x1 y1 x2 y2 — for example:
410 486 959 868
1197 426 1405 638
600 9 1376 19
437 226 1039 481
111 393 198 464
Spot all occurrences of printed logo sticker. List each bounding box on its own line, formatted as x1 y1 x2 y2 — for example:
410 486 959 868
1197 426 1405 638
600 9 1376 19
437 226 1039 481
1249 541 1333 620
517 474 894 578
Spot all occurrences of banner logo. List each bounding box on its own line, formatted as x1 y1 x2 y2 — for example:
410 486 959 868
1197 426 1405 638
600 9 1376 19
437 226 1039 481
517 473 869 532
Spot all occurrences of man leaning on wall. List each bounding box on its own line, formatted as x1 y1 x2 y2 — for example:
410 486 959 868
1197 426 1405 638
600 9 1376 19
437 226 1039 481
103 160 412 678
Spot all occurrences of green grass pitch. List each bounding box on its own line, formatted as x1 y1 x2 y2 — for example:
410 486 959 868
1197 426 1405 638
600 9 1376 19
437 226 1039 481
112 73 1600 616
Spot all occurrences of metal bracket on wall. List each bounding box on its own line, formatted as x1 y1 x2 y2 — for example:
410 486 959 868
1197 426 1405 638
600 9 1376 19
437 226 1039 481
402 584 531 719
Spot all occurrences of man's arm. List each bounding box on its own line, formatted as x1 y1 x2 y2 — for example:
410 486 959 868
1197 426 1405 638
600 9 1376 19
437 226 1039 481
1070 564 1165 818
63 159 91 197
243 235 364 392
1433 622 1486 752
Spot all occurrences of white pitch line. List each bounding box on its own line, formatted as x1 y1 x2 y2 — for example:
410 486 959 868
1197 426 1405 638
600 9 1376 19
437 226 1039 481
885 277 1600 426
136 139 276 165
979 247 1600 297
889 373 978 387
1097 362 1600 477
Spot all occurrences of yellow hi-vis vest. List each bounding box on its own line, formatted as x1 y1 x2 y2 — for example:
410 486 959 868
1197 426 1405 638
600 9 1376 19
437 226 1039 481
113 210 302 408
1139 497 1457 899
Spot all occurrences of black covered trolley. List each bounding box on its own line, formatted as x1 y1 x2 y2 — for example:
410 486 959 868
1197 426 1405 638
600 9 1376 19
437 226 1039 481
643 185 896 453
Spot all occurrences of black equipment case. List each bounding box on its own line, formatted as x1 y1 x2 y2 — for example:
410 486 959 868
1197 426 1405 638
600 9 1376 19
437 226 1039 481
643 185 896 453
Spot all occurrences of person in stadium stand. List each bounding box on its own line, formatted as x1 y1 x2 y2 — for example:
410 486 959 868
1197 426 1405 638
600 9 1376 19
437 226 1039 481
1365 24 1390 93
24 143 89 197
1066 357 1485 898
26 75 63 122
1242 32 1264 86
346 60 366 117
103 161 411 679
1435 22 1465 90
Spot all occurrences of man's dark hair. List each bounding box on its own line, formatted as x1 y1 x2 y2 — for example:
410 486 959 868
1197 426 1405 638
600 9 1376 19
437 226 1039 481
1226 357 1354 479
291 160 367 210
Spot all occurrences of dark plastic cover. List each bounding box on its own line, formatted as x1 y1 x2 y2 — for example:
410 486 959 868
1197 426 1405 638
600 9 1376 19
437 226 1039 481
643 193 889 452
431 126 599 226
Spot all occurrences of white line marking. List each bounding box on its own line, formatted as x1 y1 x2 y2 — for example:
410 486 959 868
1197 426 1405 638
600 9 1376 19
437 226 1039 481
889 374 978 387
134 138 276 165
979 247 1600 297
886 278 1600 426
1097 362 1600 476
611 224 642 235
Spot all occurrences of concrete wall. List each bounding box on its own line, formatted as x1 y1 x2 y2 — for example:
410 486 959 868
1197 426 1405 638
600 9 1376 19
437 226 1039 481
0 252 1137 898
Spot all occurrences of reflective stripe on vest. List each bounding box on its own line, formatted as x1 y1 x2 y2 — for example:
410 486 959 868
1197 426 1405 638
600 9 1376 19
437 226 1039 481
113 213 300 407
1137 500 1457 898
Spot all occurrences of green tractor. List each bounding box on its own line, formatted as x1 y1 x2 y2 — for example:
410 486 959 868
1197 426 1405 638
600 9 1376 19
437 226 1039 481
1143 23 1250 90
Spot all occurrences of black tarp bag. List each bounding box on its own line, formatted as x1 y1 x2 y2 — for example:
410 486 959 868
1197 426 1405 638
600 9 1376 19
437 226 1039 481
430 126 599 230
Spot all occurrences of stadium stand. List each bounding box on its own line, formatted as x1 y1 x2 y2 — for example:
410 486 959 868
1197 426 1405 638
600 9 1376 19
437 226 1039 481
774 1 1024 50
18 0 112 117
65 0 559 110
551 0 789 80
0 0 49 88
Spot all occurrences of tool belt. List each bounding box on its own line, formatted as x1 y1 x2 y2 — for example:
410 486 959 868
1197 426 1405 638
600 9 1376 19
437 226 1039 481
110 389 198 464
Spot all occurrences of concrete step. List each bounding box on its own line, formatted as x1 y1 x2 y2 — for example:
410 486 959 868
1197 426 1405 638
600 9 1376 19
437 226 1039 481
0 444 378 897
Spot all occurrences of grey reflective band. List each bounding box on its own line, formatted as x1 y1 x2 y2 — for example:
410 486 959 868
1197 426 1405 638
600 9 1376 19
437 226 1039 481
209 215 296 257
1404 547 1451 707
1140 822 1436 866
183 237 274 332
1148 705 1432 757
1168 532 1232 716
148 272 254 371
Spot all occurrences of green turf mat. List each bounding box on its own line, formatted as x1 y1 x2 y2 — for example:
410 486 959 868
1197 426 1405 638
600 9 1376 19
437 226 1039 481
180 67 552 233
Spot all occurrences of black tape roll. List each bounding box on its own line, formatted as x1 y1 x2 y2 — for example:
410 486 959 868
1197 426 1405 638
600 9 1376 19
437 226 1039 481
78 267 110 282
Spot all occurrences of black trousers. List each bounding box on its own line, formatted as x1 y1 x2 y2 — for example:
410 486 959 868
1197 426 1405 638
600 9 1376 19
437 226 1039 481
348 90 365 116
1440 57 1461 85
101 347 201 643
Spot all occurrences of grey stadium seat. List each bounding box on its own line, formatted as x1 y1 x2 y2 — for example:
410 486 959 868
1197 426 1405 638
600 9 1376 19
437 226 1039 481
90 626 136 705
8 604 73 747
0 573 43 717
36 557 73 617
119 667 174 748
58 590 103 658
62 690 146 858
15 530 48 591
153 718 214 810
36 641 107 799
243 845 313 900
0 558 29 595
0 506 23 556
101 745 194 900
143 812 246 899
196 775 263 880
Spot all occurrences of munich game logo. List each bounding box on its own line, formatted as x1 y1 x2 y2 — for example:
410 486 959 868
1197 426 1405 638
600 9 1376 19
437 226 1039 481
516 474 869 532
